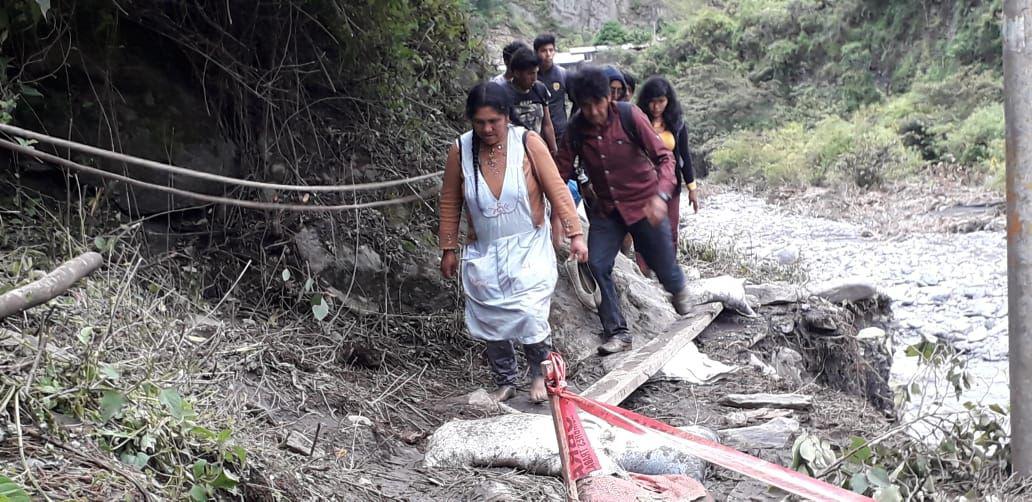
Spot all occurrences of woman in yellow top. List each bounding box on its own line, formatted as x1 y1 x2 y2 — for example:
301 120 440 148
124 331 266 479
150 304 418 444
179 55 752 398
633 76 701 275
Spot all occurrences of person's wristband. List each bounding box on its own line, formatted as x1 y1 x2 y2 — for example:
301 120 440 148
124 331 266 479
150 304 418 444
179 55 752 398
687 181 698 191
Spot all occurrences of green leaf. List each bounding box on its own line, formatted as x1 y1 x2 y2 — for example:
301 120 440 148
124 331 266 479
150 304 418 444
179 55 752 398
0 475 30 502
192 459 208 480
846 436 873 464
230 445 247 464
850 472 869 494
904 345 919 357
100 390 125 422
874 485 902 502
158 388 187 420
217 429 232 443
99 364 120 381
189 484 208 502
799 437 817 462
190 426 216 440
281 268 291 281
34 0 51 18
867 466 891 488
120 451 150 469
19 85 42 99
312 295 330 321
210 468 239 490
78 327 93 344
140 434 157 452
989 403 1006 415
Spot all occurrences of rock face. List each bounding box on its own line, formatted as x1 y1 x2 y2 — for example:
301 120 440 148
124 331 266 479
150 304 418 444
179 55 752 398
548 0 659 32
19 50 239 216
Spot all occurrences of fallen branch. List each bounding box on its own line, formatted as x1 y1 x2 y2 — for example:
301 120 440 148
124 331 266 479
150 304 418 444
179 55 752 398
0 252 103 319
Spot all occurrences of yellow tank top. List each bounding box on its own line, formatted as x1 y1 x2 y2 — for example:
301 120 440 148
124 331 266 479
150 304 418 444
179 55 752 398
653 122 676 151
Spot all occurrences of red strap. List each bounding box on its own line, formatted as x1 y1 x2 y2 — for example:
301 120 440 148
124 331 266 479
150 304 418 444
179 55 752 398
544 352 872 502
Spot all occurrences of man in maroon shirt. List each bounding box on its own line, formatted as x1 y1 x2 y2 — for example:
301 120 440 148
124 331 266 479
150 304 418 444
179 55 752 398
556 66 695 355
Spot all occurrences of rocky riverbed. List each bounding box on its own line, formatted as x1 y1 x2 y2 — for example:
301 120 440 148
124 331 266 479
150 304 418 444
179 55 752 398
683 187 1009 412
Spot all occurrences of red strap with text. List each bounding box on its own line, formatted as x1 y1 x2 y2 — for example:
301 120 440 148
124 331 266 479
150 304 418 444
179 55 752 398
544 352 872 502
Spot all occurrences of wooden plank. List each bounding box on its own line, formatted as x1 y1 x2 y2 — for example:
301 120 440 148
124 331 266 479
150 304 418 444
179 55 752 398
718 393 814 410
581 302 723 405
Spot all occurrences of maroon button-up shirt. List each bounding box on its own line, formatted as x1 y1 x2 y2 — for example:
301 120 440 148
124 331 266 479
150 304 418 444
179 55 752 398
556 103 676 225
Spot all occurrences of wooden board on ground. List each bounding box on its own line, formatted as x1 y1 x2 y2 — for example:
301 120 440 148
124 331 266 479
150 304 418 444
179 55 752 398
718 393 813 410
581 302 723 405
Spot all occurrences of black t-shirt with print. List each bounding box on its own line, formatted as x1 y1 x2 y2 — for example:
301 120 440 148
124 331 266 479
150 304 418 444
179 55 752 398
506 81 551 135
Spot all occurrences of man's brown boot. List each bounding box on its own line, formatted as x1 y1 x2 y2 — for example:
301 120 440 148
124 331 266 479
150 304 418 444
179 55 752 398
597 338 632 355
671 286 695 316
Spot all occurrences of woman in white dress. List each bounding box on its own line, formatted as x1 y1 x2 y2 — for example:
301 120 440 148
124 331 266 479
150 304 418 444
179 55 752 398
438 82 588 402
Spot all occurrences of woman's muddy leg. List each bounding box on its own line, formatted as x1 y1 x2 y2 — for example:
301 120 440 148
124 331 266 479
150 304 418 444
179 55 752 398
523 340 552 402
484 340 518 401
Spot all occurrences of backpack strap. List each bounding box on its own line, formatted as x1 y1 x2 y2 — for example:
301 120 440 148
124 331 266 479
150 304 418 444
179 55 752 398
616 101 643 152
523 129 546 189
455 138 462 170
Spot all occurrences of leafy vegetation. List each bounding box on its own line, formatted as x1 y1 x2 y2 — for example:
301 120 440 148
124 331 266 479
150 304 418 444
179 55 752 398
791 340 1015 500
631 0 1004 190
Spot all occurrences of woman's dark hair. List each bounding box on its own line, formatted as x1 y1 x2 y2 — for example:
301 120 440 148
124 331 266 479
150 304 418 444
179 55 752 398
464 82 512 213
568 66 610 104
636 76 683 130
465 81 511 120
508 47 540 72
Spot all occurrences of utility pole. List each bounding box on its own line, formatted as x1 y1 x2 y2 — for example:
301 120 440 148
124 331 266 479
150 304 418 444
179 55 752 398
1005 0 1032 476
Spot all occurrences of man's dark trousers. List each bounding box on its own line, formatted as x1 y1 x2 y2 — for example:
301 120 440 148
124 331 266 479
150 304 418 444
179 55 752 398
587 209 686 343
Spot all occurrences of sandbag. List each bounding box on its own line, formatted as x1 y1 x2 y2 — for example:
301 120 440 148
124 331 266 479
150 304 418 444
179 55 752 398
578 473 711 502
423 413 717 482
682 275 757 317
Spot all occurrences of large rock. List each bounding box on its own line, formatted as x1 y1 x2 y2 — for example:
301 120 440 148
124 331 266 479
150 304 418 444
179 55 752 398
551 251 677 362
718 417 800 450
809 278 880 304
424 413 717 482
745 283 808 306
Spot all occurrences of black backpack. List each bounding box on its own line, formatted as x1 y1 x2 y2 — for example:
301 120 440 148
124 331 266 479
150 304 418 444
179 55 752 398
567 101 643 158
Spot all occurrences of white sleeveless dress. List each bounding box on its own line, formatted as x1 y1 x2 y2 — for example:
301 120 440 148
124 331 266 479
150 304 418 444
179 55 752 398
458 126 558 344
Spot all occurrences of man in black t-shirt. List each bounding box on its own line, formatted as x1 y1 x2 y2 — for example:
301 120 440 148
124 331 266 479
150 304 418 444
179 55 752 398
534 33 569 141
505 47 558 154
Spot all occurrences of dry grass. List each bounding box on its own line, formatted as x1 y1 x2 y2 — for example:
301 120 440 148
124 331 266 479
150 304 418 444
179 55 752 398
0 175 551 500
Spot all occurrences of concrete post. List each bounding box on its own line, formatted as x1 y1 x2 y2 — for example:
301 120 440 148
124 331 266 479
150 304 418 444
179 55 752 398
1004 0 1032 476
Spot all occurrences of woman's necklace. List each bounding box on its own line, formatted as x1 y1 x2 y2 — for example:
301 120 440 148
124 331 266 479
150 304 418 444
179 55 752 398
484 142 505 174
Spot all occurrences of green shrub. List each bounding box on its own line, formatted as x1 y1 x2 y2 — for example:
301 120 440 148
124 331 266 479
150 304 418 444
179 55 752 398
711 111 919 188
595 21 632 45
943 103 1005 169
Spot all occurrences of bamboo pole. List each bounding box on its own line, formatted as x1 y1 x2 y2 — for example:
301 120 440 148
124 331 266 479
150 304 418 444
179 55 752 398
542 360 578 502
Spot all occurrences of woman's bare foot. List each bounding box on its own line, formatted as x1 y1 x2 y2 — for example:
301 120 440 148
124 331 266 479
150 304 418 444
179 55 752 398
529 376 548 403
489 385 516 402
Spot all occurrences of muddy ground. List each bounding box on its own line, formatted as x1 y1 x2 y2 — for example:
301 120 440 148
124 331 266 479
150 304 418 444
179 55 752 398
1 172 968 502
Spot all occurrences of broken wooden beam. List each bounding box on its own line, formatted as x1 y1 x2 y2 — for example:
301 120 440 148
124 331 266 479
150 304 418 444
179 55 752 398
0 252 103 319
581 302 723 405
718 393 813 411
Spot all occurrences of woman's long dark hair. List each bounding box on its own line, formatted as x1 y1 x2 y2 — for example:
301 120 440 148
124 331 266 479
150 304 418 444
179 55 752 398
636 76 682 131
464 82 512 213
